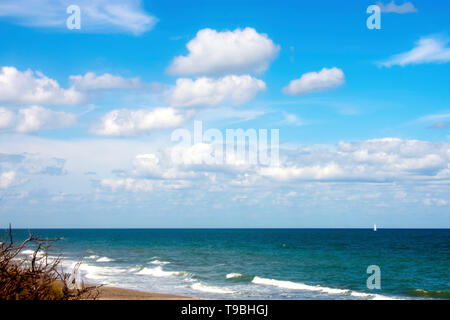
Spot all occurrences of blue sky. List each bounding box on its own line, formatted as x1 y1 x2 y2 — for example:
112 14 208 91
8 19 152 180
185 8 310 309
0 0 449 228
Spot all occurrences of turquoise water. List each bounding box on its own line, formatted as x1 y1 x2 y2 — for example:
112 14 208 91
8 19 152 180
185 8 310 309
11 229 450 299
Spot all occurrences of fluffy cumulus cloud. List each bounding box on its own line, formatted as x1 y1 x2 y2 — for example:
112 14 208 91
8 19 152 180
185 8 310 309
0 106 77 133
0 0 157 34
69 72 142 91
16 106 77 133
92 107 189 136
377 1 417 14
167 27 280 76
380 37 450 67
282 67 345 96
168 75 266 108
0 107 15 129
0 66 163 108
264 138 450 182
0 66 85 106
92 137 450 199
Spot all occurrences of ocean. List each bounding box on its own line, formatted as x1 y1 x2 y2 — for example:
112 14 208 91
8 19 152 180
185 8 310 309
11 229 450 299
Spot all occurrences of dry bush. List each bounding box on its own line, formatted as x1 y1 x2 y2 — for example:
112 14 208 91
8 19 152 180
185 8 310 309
0 225 101 300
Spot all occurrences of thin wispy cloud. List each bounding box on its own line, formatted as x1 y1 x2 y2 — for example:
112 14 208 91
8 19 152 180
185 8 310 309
428 122 448 129
377 1 417 14
416 112 450 123
380 36 450 67
413 112 450 129
0 0 157 34
279 112 304 126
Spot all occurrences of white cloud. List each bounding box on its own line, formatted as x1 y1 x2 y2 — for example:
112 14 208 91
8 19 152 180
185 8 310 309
100 176 192 193
132 153 196 179
423 198 448 206
16 106 77 133
168 75 266 108
101 178 154 192
377 1 417 14
380 37 450 67
1 135 449 215
0 66 85 106
280 112 304 126
0 171 16 188
0 107 16 129
92 107 189 136
69 72 142 91
0 106 76 133
415 112 450 123
0 0 157 34
167 27 280 76
133 154 160 175
282 67 345 96
257 138 450 182
259 163 343 181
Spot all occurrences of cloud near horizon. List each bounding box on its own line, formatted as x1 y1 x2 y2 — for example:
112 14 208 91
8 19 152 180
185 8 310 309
96 137 450 188
1 135 449 226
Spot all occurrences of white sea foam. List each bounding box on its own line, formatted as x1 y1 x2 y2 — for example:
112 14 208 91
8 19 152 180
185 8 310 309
349 291 371 298
252 276 400 299
350 291 399 300
96 257 114 262
149 260 171 265
226 273 243 279
252 276 349 295
77 263 127 284
86 255 100 260
137 266 185 277
20 249 58 264
21 249 46 258
127 266 142 273
191 282 235 294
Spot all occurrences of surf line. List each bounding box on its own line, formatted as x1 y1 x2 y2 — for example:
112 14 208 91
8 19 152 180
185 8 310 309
181 304 215 318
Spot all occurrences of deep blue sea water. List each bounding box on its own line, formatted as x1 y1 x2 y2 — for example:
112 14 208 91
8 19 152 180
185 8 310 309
10 229 450 299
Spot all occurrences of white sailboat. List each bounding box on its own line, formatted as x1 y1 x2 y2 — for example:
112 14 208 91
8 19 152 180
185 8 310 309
373 224 377 231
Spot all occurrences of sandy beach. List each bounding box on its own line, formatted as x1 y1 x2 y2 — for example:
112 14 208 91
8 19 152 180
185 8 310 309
95 286 195 300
